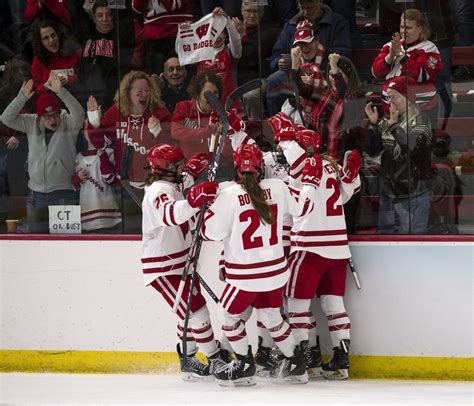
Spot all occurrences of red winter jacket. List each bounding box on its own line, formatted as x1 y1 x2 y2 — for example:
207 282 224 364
372 39 442 113
132 0 193 40
25 0 70 26
31 51 81 93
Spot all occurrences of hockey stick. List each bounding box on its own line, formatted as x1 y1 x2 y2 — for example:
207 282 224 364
119 144 220 302
348 257 362 290
172 91 229 313
225 78 262 110
176 92 229 363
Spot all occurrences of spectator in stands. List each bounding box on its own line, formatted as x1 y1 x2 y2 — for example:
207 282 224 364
371 8 442 128
72 122 121 233
365 76 433 234
25 0 70 27
196 7 242 106
451 0 474 81
31 20 80 94
282 19 327 125
171 71 233 179
200 0 298 24
73 0 135 110
155 56 191 113
1 72 84 233
267 0 351 115
0 58 32 230
231 1 275 120
293 51 365 232
132 0 193 75
87 70 171 233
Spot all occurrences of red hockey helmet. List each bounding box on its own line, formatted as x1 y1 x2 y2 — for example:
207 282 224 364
233 143 263 175
294 126 321 153
147 143 185 174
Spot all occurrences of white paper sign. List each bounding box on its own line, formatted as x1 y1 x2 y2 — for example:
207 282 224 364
176 14 226 66
49 205 82 234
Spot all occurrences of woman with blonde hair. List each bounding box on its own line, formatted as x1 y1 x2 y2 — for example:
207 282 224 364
372 8 442 127
87 70 171 232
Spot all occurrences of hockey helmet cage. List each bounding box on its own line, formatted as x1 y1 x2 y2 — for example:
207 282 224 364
233 143 263 174
147 143 185 174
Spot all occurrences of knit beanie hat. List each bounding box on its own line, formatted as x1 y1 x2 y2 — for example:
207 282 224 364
384 76 417 105
36 93 61 117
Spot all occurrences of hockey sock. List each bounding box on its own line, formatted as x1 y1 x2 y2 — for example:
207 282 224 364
189 306 218 357
257 308 295 358
320 295 351 347
307 314 318 347
257 320 276 348
177 321 197 355
287 297 312 344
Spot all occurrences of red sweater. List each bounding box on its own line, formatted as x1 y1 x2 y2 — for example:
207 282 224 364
31 52 80 93
91 104 172 184
372 39 442 113
171 99 233 166
132 0 193 40
25 0 70 26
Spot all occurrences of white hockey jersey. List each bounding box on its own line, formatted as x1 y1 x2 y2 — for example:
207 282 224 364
230 131 292 247
279 140 361 259
200 178 316 292
74 149 121 231
141 179 199 286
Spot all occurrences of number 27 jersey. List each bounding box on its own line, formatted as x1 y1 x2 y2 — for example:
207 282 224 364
201 178 315 292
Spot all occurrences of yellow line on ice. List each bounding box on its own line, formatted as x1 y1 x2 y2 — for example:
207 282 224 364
0 351 472 380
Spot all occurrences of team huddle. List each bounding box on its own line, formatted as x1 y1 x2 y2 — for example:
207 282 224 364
140 108 361 387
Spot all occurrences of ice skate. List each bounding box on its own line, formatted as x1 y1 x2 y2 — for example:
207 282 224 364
212 346 256 387
301 338 323 380
322 339 350 380
255 337 283 378
176 343 213 382
276 344 308 384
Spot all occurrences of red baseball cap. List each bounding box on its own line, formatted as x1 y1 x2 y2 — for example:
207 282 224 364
384 76 417 105
293 19 314 45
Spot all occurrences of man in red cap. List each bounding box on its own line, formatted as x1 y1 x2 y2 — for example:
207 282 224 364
365 75 433 235
1 72 85 233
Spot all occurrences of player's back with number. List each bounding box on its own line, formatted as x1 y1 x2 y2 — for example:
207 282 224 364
292 159 360 260
202 178 297 292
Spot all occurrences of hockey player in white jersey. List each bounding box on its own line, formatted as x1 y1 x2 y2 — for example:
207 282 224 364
218 110 323 377
141 143 226 381
276 124 362 380
200 143 323 386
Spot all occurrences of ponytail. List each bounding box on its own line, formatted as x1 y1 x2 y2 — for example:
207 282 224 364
240 173 274 225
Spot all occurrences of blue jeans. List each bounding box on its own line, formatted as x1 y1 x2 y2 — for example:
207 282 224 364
377 191 433 235
27 189 79 233
451 0 474 45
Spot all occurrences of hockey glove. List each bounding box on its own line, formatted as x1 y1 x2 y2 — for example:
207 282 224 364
341 150 361 184
186 181 218 208
274 126 297 142
267 112 293 134
185 152 210 179
210 108 245 136
301 154 323 188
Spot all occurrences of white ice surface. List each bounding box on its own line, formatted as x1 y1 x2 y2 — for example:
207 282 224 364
0 373 472 406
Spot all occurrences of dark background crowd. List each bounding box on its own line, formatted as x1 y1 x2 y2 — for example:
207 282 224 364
0 0 473 235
